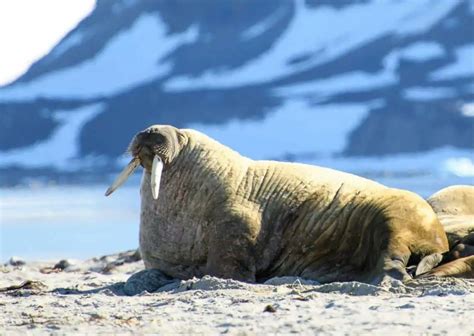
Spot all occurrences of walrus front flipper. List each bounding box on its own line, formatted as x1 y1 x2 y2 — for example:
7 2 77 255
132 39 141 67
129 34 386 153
371 252 413 285
415 253 443 277
416 236 474 278
461 232 474 246
123 269 178 296
419 256 474 279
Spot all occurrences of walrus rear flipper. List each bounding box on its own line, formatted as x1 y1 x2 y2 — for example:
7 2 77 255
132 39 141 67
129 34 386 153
415 253 443 277
418 256 474 279
415 236 474 278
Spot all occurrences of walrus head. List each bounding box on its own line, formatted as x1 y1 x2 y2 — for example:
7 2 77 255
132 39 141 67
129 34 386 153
105 125 183 199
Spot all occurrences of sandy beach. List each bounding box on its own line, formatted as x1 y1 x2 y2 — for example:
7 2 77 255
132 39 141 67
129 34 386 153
1 250 473 335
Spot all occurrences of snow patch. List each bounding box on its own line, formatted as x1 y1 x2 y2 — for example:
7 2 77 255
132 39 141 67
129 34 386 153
383 41 445 75
430 44 474 80
461 103 474 117
398 41 445 62
273 70 396 98
189 100 369 159
164 0 456 91
403 86 455 101
241 6 286 40
0 103 103 169
0 14 199 101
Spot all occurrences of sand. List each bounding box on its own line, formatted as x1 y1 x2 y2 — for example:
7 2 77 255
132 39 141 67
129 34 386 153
1 250 473 335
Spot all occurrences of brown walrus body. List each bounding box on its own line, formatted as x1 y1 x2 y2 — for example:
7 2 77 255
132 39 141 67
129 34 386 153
123 125 450 284
427 185 474 246
422 186 474 278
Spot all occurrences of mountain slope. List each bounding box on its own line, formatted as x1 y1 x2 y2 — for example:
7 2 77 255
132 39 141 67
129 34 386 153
0 0 473 179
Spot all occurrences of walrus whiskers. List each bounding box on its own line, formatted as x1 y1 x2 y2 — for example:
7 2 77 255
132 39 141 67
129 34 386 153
151 155 163 200
105 157 141 196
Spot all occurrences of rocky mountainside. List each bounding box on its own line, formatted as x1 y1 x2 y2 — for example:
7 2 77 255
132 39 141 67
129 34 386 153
0 0 473 180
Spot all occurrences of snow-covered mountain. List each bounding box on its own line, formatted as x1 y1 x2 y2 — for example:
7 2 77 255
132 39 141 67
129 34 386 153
0 0 473 183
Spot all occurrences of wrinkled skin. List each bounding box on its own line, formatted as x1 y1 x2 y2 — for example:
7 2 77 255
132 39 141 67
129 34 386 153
421 186 474 278
427 185 474 246
124 125 453 285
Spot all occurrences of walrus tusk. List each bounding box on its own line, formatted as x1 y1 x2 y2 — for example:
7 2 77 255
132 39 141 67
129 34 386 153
105 157 141 196
151 155 163 200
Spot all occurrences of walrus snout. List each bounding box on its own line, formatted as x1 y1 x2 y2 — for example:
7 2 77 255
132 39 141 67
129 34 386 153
106 130 165 199
106 125 181 198
136 146 155 171
133 128 174 166
125 130 160 168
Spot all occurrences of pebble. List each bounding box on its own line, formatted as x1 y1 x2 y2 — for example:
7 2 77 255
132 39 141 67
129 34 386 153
54 259 75 270
9 256 26 266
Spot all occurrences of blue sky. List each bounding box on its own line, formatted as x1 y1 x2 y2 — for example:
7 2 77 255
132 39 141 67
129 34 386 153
0 0 95 86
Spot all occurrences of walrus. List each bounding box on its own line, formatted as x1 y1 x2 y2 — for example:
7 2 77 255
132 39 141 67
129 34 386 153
427 185 474 246
416 186 474 278
106 125 454 286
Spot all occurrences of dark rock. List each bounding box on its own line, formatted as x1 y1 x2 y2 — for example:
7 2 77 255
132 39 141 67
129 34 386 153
263 304 277 313
8 256 26 266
